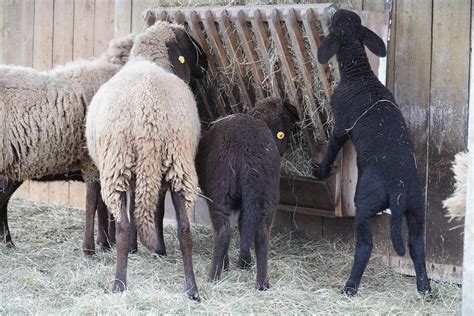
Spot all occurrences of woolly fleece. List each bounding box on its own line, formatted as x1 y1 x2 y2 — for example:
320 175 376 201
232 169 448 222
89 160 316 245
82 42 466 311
86 22 200 251
443 150 468 218
0 34 135 181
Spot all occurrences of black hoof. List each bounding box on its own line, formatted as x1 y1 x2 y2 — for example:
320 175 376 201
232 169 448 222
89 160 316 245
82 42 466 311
238 257 252 270
6 240 15 248
185 287 200 301
112 280 127 293
155 248 167 257
83 248 96 256
343 280 358 296
256 281 270 291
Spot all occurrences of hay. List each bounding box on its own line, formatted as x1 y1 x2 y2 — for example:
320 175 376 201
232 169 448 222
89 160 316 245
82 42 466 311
0 199 461 314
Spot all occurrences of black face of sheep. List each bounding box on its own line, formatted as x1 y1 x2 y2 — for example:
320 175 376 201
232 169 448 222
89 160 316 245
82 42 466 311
318 9 386 65
171 28 208 80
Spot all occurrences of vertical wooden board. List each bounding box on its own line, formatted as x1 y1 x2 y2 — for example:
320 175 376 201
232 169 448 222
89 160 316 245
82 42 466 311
115 0 132 37
94 0 115 57
131 0 156 34
0 0 6 64
425 0 470 266
3 0 34 66
362 0 386 11
48 182 71 205
53 0 75 65
29 181 50 203
69 182 87 209
73 0 96 59
33 0 54 70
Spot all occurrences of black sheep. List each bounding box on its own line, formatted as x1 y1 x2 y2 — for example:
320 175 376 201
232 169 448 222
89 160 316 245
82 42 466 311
196 97 295 290
313 10 431 296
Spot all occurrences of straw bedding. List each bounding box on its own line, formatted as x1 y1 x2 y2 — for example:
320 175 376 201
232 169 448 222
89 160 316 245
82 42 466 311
0 199 461 314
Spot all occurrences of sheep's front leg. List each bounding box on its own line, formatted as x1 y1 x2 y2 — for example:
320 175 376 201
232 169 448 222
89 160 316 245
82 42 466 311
255 222 271 290
112 192 131 293
0 179 21 247
83 180 99 256
154 192 167 256
207 208 231 283
171 191 199 301
313 127 348 178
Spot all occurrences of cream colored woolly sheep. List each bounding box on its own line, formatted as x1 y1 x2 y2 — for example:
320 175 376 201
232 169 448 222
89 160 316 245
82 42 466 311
86 22 201 298
0 34 135 254
443 150 469 219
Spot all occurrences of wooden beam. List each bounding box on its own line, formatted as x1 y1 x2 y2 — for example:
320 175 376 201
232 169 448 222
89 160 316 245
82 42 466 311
463 2 474 313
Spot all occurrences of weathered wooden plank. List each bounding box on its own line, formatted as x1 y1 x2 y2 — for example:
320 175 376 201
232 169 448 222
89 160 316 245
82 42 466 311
131 0 156 34
220 10 255 110
0 1 5 64
464 3 474 306
115 0 132 37
94 0 115 57
362 0 386 11
425 0 470 267
3 0 34 66
53 0 74 66
73 0 95 59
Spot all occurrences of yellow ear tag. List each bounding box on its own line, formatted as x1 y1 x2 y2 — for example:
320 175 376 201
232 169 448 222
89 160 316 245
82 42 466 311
277 131 285 140
178 56 185 64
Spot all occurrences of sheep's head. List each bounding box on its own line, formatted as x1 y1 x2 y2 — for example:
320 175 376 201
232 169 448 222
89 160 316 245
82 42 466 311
248 97 299 156
102 34 135 65
318 9 386 64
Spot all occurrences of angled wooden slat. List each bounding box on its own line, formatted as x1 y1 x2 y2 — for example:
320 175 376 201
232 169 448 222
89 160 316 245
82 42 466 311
73 0 96 60
202 10 240 113
220 10 254 110
184 10 228 116
285 8 327 151
114 0 132 37
301 8 332 100
249 9 282 98
233 9 266 101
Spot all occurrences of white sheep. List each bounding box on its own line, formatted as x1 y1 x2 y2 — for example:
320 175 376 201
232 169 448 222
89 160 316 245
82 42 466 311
443 150 469 219
0 35 135 254
86 21 205 298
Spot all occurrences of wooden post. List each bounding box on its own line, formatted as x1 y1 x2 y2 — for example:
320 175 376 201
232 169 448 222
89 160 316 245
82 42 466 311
463 3 474 312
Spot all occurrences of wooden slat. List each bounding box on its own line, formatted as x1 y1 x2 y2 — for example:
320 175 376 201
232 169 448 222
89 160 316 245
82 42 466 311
285 8 326 157
234 10 266 101
301 8 332 100
0 1 5 64
114 0 132 37
3 0 34 66
94 0 115 57
202 10 240 113
53 0 74 66
220 10 255 110
183 11 228 116
73 0 96 59
131 0 156 34
425 0 470 267
250 9 283 98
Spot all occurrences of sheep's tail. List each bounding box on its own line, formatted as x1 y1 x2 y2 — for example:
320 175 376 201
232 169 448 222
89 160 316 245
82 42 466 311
389 192 406 256
133 156 161 253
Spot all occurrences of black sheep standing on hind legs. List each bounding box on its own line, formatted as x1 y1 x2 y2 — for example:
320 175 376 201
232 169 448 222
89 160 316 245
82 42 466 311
313 10 431 296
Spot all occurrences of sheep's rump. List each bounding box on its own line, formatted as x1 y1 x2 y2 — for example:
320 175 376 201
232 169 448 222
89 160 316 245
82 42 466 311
1 61 120 180
196 114 281 210
443 150 469 218
86 59 200 222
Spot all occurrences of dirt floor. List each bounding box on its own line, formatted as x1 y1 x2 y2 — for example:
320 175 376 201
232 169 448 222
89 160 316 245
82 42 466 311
0 199 461 314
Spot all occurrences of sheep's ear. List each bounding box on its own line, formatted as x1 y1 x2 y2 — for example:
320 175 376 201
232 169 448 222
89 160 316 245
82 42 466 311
145 11 157 27
361 26 386 57
167 41 191 83
317 33 341 64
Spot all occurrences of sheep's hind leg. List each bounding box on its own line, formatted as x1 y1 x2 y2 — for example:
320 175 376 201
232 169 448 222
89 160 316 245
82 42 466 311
171 191 199 301
108 213 116 245
207 207 231 283
255 211 274 290
96 194 112 250
154 192 167 256
344 212 376 296
0 179 21 248
83 181 99 256
112 192 131 293
128 193 138 254
406 208 431 294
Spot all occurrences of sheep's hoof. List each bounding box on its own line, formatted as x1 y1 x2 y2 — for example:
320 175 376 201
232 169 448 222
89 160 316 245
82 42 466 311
342 281 358 296
206 275 220 284
238 257 252 270
112 280 127 293
83 248 96 256
5 240 15 248
155 248 167 257
128 247 138 254
185 287 200 302
256 281 270 291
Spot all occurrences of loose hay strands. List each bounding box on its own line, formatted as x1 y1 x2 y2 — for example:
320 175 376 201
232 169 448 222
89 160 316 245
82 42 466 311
0 200 461 314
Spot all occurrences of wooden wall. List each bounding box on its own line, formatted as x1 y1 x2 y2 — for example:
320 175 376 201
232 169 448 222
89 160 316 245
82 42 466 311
1 0 470 281
0 0 115 208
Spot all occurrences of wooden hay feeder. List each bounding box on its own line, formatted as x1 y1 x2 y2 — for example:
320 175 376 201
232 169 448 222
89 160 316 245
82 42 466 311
146 4 389 218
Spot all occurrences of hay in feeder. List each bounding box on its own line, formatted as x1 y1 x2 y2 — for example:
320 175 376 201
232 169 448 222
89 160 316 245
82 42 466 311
0 199 461 314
